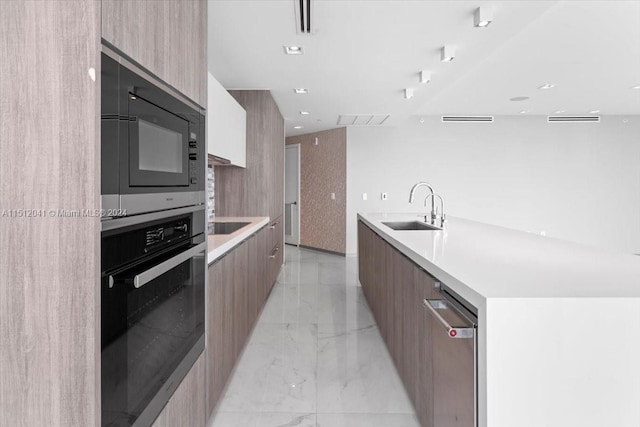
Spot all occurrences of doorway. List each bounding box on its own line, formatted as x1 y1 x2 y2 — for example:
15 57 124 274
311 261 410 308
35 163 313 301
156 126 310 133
284 144 300 246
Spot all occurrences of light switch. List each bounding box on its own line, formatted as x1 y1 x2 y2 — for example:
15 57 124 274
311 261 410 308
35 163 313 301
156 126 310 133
381 192 388 201
331 192 335 200
362 193 368 201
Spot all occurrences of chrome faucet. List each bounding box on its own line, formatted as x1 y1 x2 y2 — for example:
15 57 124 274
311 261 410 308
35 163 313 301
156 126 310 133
424 193 446 228
409 182 436 223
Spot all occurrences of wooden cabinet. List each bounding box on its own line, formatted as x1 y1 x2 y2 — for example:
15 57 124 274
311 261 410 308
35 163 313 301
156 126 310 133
267 216 284 290
0 2 101 426
215 91 285 222
414 266 437 427
358 221 439 427
206 248 234 418
102 0 207 106
258 225 273 304
207 72 246 167
151 354 206 427
205 225 279 421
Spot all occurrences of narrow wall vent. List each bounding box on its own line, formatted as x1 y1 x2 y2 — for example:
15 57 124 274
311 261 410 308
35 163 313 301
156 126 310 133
547 116 600 123
442 116 494 123
294 0 314 34
337 114 390 126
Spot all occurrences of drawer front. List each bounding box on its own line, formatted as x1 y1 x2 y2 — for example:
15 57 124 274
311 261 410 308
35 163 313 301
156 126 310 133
269 216 282 251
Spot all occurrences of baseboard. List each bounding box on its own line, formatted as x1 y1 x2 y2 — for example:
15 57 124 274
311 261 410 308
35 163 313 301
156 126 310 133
297 244 346 257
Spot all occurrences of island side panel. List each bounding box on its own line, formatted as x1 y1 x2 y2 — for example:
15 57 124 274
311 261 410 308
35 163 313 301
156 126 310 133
485 297 640 427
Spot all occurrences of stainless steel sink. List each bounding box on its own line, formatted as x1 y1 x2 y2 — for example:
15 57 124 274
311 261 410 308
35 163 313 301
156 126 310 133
382 221 442 231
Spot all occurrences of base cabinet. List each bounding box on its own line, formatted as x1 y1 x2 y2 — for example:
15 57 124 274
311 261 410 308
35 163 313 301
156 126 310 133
150 353 206 427
358 221 446 427
205 225 282 421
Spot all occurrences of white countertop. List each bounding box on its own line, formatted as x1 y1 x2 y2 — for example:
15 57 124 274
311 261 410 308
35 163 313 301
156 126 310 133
207 216 270 264
359 212 640 307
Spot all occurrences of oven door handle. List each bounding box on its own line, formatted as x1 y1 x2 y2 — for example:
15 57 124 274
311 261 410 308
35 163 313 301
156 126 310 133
109 242 206 289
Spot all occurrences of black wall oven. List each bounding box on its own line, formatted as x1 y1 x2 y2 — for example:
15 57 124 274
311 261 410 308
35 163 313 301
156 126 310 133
101 48 205 217
101 206 205 427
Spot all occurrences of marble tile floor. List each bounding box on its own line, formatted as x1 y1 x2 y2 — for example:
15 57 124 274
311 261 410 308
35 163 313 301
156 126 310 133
207 246 420 427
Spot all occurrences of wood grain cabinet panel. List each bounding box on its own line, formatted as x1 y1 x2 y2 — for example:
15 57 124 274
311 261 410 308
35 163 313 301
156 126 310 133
151 353 206 427
205 250 235 419
216 91 285 225
102 0 207 106
232 241 249 356
247 232 261 325
414 266 437 427
358 221 447 427
0 2 101 426
259 226 272 304
205 227 275 421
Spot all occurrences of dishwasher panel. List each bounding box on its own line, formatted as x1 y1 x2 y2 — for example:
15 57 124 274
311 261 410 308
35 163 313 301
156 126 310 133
424 285 477 427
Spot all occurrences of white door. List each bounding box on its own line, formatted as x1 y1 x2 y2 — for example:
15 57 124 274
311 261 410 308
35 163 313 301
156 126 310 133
284 144 300 245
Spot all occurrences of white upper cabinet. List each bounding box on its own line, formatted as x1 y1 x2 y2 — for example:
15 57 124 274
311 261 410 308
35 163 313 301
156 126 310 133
207 72 246 168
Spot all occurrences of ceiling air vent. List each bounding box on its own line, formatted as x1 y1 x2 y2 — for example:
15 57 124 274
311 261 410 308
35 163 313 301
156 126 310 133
337 114 390 126
294 0 314 35
547 116 600 123
442 116 494 123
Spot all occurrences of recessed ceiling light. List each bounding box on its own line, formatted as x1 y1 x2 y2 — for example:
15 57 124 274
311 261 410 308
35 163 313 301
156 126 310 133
538 83 555 90
284 45 304 55
300 111 310 115
404 88 414 99
519 110 528 114
440 45 455 62
590 110 600 114
419 70 431 84
294 88 308 94
293 125 304 129
553 110 566 114
473 6 493 28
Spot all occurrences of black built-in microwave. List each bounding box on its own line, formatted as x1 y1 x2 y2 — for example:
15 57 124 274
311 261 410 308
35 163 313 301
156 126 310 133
101 51 205 217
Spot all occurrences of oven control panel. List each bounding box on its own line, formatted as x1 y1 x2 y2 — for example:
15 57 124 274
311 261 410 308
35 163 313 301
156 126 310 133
144 219 189 250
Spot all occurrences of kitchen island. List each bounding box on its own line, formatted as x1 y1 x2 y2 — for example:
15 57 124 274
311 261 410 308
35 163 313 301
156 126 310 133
358 212 640 427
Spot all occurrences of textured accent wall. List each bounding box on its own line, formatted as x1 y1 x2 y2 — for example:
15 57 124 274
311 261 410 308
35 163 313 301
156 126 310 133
286 128 346 254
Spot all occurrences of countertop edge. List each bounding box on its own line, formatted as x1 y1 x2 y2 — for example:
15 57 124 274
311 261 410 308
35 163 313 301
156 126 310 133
207 217 270 264
358 213 486 308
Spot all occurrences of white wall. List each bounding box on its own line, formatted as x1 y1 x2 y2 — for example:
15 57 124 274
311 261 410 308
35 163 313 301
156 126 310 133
346 116 640 254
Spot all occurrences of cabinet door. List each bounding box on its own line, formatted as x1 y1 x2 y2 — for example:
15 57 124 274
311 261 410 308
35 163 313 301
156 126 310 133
247 233 260 327
259 227 272 304
233 241 249 356
358 221 376 307
372 233 388 337
207 73 246 167
102 0 207 106
152 352 206 427
206 252 234 418
414 268 437 427
392 249 416 394
268 217 282 253
430 300 476 427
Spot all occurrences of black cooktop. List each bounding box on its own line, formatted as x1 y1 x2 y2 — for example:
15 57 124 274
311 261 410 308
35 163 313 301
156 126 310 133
208 222 250 235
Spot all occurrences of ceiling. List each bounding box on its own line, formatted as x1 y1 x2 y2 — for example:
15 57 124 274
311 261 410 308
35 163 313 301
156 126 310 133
208 1 640 136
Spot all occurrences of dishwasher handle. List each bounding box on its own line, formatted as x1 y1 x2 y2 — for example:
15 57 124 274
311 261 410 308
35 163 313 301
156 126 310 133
423 299 475 339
